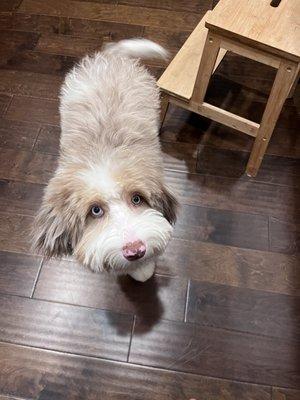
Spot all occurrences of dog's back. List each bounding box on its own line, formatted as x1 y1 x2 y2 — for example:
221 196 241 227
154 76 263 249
59 39 168 162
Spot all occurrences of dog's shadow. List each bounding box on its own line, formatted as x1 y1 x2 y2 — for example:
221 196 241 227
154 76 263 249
106 274 164 336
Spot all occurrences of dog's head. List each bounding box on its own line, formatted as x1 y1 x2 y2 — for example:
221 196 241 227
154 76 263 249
33 156 177 273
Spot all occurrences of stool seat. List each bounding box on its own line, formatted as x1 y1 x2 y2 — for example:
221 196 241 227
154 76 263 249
158 11 226 101
206 0 300 62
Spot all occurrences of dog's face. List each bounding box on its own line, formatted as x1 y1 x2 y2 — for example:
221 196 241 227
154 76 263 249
33 156 177 273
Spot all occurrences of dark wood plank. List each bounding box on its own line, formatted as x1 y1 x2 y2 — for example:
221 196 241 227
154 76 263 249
0 94 12 116
5 96 59 125
0 251 41 296
34 258 187 322
0 30 40 67
0 179 44 215
63 17 144 40
0 118 40 150
165 169 300 223
215 52 275 95
0 293 132 361
118 0 212 13
0 213 33 254
186 280 300 339
1 50 77 76
269 217 299 255
129 319 300 388
0 0 22 12
174 204 269 251
157 239 300 295
18 0 201 31
0 12 60 33
33 124 60 154
196 145 300 188
272 388 300 400
0 148 57 184
0 342 271 400
0 70 62 99
36 33 103 57
161 141 197 173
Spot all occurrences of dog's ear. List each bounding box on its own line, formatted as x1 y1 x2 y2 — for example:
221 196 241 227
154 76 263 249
151 185 178 225
32 177 84 257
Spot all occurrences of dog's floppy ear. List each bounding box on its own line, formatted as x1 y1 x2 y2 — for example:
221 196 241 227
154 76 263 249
151 184 178 225
32 177 84 257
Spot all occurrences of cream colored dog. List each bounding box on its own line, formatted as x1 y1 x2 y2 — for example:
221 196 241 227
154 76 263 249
33 39 178 282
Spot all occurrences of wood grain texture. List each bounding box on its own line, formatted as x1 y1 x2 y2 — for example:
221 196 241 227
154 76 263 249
130 319 300 388
0 179 44 215
186 280 300 339
272 388 300 400
118 0 212 13
33 124 60 154
62 17 143 40
0 30 40 63
0 12 61 33
0 342 271 400
174 204 269 251
0 70 62 99
0 94 12 116
269 217 299 255
157 239 300 295
164 169 300 223
0 148 57 184
0 118 39 150
197 145 300 187
18 0 201 31
34 258 187 322
161 141 197 173
0 1 22 12
0 293 132 361
1 50 77 76
36 34 103 57
206 0 300 60
0 213 33 254
0 251 41 296
5 96 59 125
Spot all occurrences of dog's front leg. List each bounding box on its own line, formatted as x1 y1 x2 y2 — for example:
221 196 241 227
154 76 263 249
129 261 155 282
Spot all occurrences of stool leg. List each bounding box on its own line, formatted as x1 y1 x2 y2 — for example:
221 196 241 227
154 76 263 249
191 32 221 105
287 65 299 99
160 92 169 130
246 61 298 177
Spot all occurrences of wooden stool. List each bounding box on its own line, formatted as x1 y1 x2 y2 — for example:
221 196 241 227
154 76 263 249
158 0 300 177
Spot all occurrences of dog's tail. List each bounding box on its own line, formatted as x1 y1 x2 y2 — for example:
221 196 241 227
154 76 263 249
103 38 169 60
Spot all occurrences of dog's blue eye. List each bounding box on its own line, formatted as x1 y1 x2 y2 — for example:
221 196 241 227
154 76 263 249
91 205 104 218
131 194 142 206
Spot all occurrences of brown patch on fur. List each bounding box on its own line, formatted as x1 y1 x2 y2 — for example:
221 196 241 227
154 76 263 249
150 185 178 225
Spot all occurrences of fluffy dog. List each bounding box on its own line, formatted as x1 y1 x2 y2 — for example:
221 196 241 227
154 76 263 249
33 39 178 282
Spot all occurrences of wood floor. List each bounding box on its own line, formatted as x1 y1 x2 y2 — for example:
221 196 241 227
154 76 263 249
0 0 299 399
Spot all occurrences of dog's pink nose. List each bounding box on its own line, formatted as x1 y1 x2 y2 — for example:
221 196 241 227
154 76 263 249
122 240 146 261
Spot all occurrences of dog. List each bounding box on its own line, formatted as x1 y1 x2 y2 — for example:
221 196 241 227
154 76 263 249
33 38 178 282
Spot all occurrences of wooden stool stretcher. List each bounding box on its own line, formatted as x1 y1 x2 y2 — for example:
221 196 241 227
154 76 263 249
158 0 300 177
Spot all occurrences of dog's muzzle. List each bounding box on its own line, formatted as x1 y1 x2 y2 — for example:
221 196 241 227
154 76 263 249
122 240 146 261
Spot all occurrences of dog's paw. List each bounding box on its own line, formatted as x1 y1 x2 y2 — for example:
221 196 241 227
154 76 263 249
129 262 155 282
